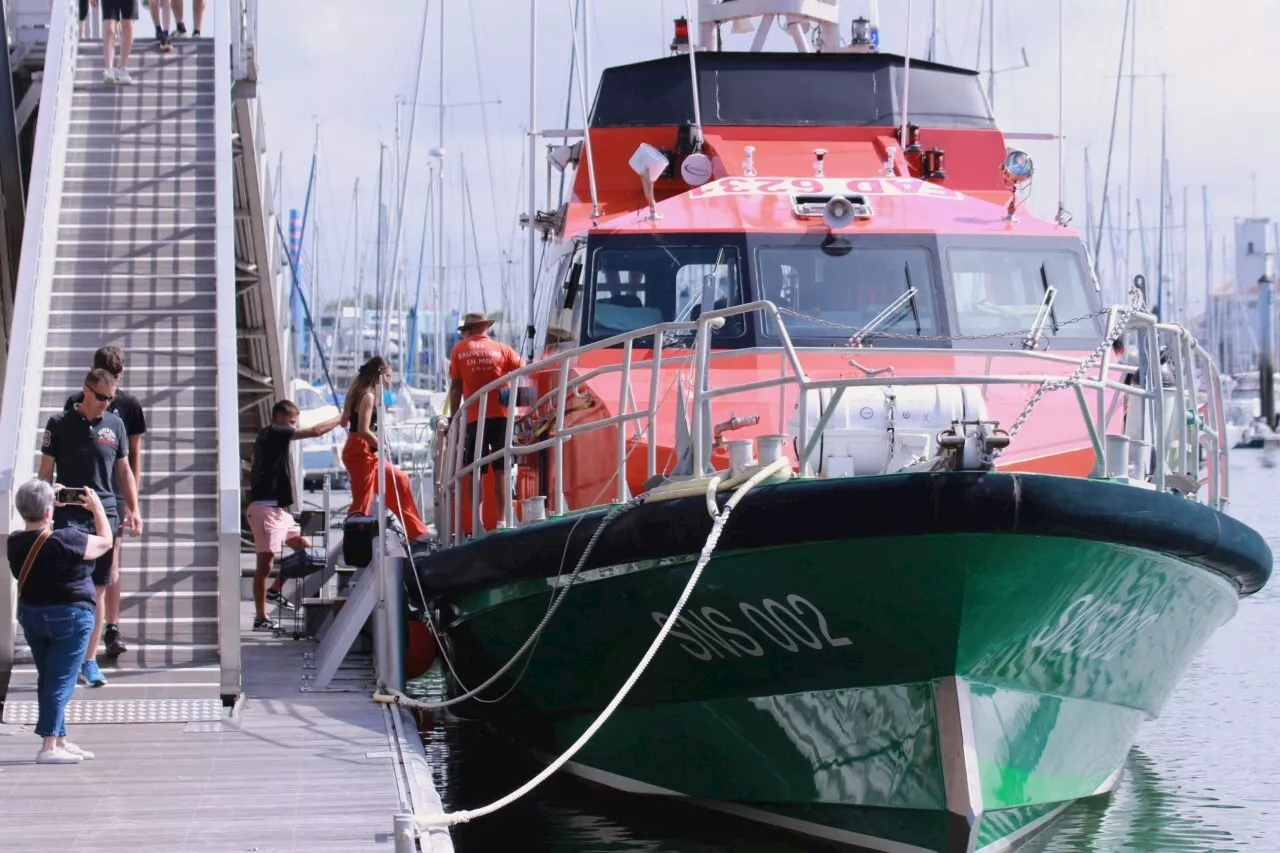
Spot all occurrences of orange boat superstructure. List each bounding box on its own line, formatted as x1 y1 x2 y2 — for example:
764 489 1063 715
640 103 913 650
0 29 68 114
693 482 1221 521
434 16 1224 538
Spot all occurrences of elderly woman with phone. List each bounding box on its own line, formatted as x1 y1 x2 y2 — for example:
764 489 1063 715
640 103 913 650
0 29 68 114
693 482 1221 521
7 479 114 764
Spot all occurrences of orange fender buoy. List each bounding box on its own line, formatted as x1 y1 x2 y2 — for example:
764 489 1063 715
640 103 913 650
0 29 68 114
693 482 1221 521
405 619 437 679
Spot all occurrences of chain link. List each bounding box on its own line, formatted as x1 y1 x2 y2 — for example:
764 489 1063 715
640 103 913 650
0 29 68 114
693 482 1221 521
774 305 1112 343
994 299 1138 456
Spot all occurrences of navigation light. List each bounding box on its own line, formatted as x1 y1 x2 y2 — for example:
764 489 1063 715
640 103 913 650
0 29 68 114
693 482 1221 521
1000 149 1035 188
671 17 690 54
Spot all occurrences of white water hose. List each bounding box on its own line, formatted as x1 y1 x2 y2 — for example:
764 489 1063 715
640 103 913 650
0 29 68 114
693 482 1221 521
412 456 791 829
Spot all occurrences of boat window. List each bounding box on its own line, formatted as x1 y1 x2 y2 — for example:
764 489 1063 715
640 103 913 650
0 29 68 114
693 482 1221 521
756 246 939 342
949 249 1094 337
588 246 744 339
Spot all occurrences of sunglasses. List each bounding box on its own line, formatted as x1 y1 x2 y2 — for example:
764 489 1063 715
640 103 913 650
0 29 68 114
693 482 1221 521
85 386 114 403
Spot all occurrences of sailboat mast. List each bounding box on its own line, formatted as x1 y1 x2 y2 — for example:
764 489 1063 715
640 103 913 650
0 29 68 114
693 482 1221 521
1155 75 1167 321
381 0 431 360
433 0 447 389
460 152 470 312
927 0 938 61
526 0 539 360
1203 186 1213 360
407 173 434 388
352 179 363 364
463 164 488 314
375 145 386 354
1123 2 1138 274
987 0 995 112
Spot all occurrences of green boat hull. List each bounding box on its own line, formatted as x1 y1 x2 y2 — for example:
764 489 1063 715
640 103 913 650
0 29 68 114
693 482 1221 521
437 522 1244 851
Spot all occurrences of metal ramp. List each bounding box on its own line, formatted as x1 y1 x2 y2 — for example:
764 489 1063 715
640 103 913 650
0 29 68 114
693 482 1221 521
0 0 277 715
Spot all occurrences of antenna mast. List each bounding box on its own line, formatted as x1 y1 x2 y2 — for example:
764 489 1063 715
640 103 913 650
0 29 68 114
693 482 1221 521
683 0 704 150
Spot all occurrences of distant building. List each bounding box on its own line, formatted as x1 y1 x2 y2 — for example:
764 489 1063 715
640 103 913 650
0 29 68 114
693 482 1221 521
1208 218 1274 375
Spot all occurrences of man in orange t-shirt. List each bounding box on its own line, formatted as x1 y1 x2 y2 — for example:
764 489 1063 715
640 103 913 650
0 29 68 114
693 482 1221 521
447 312 525 494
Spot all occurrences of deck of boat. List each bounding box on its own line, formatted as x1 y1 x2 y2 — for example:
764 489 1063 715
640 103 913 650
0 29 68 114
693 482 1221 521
0 604 452 853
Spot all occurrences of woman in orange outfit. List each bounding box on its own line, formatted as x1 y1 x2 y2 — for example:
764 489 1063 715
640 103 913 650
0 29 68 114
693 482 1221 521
341 356 431 541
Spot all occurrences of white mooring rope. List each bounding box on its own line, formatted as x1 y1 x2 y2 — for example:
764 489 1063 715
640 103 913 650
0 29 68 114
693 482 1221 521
410 457 791 829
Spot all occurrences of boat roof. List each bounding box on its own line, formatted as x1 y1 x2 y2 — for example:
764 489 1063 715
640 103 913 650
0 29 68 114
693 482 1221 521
589 52 994 131
564 50 1075 242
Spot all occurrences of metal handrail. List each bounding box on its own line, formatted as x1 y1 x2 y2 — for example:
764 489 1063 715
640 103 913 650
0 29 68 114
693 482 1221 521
214 0 243 700
434 301 1230 546
231 0 257 82
0 0 79 697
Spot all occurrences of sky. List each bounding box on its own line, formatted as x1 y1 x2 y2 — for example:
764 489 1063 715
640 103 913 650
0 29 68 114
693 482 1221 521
255 0 1280 322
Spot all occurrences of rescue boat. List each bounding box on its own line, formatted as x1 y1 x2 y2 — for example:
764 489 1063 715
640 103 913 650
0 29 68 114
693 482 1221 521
413 4 1270 850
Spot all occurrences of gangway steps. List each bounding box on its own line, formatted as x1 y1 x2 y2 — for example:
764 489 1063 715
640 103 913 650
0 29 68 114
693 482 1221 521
3 38 223 706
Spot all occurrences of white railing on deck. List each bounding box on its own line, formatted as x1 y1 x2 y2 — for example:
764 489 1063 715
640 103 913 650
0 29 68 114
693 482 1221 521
433 300 1229 548
0 0 79 692
214 0 243 699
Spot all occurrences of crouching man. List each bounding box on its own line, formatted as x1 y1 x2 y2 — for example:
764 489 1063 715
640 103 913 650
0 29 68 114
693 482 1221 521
247 400 344 631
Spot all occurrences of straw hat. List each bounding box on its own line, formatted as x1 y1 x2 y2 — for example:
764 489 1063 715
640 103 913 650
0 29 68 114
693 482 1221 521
459 311 494 331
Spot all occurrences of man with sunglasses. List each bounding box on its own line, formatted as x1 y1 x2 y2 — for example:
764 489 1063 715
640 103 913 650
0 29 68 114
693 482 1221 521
38 368 142 688
63 346 146 662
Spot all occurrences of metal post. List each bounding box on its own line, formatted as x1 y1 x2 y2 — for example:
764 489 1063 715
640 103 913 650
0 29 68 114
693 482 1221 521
1260 275 1274 430
378 552 406 690
393 814 416 853
526 0 539 361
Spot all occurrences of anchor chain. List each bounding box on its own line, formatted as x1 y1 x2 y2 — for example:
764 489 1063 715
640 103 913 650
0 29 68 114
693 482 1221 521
995 299 1138 456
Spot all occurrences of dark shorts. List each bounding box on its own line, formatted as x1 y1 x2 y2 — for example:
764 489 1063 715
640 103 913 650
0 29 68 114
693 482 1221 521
101 0 139 22
54 506 118 587
463 418 508 474
79 0 89 22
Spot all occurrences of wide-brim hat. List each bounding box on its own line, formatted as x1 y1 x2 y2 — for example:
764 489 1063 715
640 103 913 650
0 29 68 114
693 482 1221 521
459 311 494 331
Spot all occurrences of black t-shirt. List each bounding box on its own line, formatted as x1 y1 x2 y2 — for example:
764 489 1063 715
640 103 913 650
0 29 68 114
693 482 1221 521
248 424 295 507
8 527 94 610
64 389 147 437
42 409 128 513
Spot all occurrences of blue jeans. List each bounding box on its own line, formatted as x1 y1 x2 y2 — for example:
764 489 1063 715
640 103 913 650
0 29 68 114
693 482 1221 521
17 603 94 738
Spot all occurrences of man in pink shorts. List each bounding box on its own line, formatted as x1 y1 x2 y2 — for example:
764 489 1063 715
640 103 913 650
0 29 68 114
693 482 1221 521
246 400 344 631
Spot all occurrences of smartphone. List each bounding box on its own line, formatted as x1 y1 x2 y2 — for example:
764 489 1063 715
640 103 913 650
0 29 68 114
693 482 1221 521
55 487 82 505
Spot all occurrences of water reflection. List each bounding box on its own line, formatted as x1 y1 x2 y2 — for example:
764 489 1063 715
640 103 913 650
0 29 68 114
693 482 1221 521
411 458 1280 851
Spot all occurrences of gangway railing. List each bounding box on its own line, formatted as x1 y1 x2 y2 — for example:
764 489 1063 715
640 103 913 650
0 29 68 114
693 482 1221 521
0 0 79 703
433 300 1228 548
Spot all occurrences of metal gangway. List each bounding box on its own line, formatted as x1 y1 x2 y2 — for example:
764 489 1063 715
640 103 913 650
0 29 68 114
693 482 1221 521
0 0 288 716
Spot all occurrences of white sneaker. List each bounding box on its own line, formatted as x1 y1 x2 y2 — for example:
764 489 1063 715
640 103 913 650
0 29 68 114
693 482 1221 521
102 68 118 85
60 742 95 760
36 747 82 765
115 68 134 85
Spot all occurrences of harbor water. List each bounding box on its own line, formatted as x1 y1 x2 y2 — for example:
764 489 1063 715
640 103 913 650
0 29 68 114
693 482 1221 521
413 455 1280 852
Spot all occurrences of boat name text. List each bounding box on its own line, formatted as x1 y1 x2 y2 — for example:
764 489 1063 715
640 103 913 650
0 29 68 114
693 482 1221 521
652 594 851 661
688 177 965 201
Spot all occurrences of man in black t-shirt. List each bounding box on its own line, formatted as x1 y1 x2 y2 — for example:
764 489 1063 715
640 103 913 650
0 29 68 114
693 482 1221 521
64 345 147 660
39 368 141 688
246 399 344 631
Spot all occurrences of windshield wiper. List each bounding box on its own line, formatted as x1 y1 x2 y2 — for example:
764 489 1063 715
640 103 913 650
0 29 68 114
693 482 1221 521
849 263 919 347
1022 265 1059 350
903 262 921 336
849 285 919 347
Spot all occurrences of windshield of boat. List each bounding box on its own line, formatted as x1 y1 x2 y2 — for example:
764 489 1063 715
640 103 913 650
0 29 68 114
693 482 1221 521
756 244 939 343
587 245 745 340
949 248 1094 337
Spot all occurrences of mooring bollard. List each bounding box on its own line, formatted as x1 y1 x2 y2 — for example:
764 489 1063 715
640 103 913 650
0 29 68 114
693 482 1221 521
393 813 415 853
